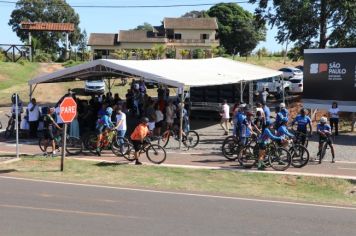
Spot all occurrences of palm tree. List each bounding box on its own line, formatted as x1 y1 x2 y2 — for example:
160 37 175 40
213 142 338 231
152 44 166 59
180 49 190 59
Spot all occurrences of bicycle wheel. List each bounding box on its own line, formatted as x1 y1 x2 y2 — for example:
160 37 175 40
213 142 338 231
319 142 327 164
237 145 257 168
222 135 237 145
160 131 171 148
146 144 166 164
82 131 96 150
66 137 83 155
87 134 99 154
182 130 199 148
222 138 240 161
111 138 136 161
268 147 291 171
289 144 309 168
4 124 14 139
38 137 48 152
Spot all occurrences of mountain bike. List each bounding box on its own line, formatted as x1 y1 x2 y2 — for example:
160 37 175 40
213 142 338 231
221 134 258 161
124 137 167 164
238 141 292 171
86 129 135 161
39 130 83 155
4 114 16 139
160 127 199 149
317 135 334 164
287 138 310 168
291 129 310 148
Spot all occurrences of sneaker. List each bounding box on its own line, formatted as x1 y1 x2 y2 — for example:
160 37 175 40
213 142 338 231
331 159 335 163
43 152 48 157
51 153 57 158
224 131 228 135
135 160 142 165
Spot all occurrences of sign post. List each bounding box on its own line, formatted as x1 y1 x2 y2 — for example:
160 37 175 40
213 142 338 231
59 97 77 172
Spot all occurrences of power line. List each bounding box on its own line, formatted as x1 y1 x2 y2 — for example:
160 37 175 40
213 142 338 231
0 1 250 8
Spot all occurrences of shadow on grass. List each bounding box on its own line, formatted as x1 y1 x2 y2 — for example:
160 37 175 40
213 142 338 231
0 169 17 174
95 162 128 167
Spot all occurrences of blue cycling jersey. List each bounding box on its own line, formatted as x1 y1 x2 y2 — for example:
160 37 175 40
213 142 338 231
96 115 114 130
317 123 331 133
281 108 289 118
277 125 294 138
292 115 311 131
258 128 282 144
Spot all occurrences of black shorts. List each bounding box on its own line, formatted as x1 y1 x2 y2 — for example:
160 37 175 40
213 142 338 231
44 127 54 140
132 140 143 152
319 137 333 145
155 121 163 128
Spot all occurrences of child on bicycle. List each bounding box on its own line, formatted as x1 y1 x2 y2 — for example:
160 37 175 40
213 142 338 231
95 107 114 156
257 121 287 170
317 117 335 163
43 107 62 157
276 117 294 144
130 117 150 165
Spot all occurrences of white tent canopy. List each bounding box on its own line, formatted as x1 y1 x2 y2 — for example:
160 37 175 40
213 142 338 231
29 57 282 88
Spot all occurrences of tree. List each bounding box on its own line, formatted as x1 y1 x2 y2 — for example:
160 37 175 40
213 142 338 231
133 22 153 31
152 44 166 59
250 0 356 49
9 0 81 53
179 49 190 59
207 3 266 55
77 29 88 52
181 10 208 18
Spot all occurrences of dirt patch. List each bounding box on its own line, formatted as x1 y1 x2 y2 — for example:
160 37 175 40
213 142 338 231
37 63 63 75
0 74 8 81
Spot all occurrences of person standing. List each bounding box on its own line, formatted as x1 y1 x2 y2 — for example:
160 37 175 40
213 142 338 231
262 102 271 124
27 98 40 138
329 102 339 136
115 105 127 152
260 88 269 104
165 100 176 130
154 103 164 136
220 99 230 135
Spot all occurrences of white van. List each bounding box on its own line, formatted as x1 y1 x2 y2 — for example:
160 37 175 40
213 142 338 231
255 76 290 94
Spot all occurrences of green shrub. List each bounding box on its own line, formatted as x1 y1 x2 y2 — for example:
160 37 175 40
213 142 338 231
17 59 27 65
33 52 52 62
192 48 205 59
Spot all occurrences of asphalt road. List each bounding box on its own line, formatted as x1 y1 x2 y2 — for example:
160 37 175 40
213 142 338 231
0 176 355 236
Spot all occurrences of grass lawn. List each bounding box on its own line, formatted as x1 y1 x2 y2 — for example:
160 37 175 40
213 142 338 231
231 56 303 70
2 157 355 206
0 62 39 90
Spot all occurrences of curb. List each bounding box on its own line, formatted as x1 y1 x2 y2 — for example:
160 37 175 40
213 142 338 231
0 157 21 164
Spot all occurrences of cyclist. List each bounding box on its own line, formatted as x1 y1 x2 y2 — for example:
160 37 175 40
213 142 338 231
233 104 246 137
280 103 289 119
95 107 115 156
317 117 335 163
9 94 23 127
257 121 286 170
130 117 150 165
43 107 62 157
276 117 294 145
274 103 288 130
291 108 312 145
240 111 259 146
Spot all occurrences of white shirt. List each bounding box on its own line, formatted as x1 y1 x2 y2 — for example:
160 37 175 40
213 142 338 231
329 107 339 119
256 107 265 118
116 113 127 131
27 103 40 121
155 110 164 122
221 104 230 119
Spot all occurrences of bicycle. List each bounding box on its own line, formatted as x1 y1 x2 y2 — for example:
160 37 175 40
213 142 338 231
221 134 258 161
291 129 310 148
4 114 16 139
287 138 310 168
160 127 199 149
86 129 135 161
39 130 83 156
317 134 334 164
238 141 292 171
124 137 167 164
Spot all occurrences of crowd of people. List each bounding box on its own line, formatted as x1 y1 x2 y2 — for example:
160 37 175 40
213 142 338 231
7 80 190 160
220 100 337 170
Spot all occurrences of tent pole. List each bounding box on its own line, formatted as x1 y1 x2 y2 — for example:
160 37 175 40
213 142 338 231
282 77 285 104
179 86 184 150
29 84 32 101
240 81 243 103
249 81 253 108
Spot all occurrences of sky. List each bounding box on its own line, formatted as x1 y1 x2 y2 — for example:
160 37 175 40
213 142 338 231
0 0 284 52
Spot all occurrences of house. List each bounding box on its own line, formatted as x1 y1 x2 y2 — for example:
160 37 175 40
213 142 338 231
88 17 219 59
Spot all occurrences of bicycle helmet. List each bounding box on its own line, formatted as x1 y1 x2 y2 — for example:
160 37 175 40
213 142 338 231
140 117 149 123
239 103 246 109
320 116 327 124
106 107 113 115
280 102 286 108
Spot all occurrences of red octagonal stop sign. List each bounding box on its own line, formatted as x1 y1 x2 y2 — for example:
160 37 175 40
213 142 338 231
59 97 77 123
